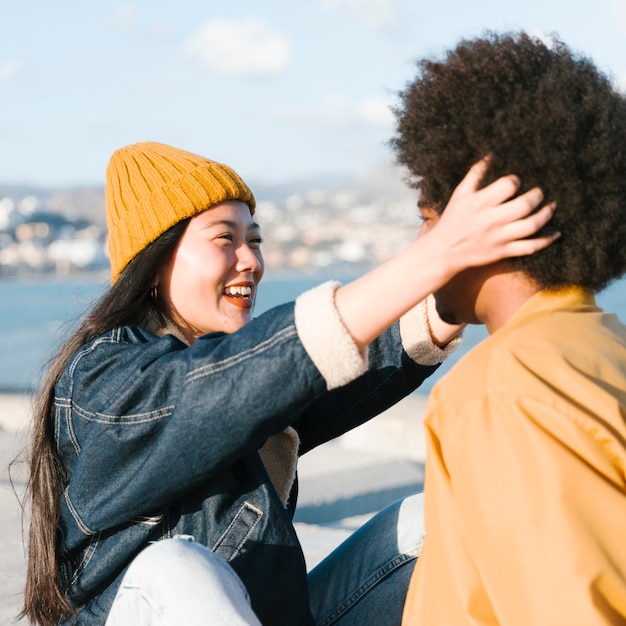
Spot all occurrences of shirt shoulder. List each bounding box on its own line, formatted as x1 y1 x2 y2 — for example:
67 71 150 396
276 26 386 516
440 303 624 395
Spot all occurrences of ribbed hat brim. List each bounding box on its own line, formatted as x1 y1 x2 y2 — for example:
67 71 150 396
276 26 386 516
105 142 255 282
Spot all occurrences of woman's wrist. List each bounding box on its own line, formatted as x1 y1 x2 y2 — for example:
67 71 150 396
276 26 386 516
425 293 465 347
400 298 464 365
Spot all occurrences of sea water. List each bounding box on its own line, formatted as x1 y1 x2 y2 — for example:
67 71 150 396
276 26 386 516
0 273 331 391
1 274 624 394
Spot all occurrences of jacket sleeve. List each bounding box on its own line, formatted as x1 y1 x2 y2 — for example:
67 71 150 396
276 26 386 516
59 294 362 529
293 283 458 453
442 393 626 625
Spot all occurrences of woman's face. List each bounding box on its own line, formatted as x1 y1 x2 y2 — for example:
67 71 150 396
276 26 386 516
157 200 264 342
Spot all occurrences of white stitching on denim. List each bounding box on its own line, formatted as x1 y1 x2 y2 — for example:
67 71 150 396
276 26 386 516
228 504 263 561
187 326 297 382
212 505 245 549
67 332 119 396
71 402 174 425
65 405 80 455
212 501 263 559
64 490 95 536
66 532 101 588
55 399 172 425
54 404 62 453
61 327 297 427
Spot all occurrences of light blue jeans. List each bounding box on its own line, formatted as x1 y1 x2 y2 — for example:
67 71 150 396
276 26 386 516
105 493 424 625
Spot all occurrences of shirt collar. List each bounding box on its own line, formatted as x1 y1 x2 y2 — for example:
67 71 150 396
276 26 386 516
503 286 597 333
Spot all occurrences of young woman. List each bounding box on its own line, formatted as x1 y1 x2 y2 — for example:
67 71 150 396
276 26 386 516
22 141 556 626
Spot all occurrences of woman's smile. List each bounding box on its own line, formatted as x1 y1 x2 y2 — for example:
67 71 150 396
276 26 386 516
157 200 264 342
223 283 256 309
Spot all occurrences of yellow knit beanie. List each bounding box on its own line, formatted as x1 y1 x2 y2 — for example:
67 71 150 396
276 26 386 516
105 141 256 282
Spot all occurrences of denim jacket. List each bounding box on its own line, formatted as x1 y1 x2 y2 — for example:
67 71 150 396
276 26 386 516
55 282 454 625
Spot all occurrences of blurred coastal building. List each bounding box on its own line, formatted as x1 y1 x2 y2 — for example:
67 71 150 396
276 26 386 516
0 164 420 278
0 188 108 276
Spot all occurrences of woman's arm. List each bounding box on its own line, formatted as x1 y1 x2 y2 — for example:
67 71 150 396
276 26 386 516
335 159 557 350
293 322 438 454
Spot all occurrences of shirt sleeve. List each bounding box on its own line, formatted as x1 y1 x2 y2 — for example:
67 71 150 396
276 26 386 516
443 392 626 625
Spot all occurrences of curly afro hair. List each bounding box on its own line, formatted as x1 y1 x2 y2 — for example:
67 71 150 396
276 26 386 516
390 31 626 292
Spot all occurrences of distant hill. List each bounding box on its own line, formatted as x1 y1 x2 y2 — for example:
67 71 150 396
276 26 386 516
250 162 413 203
0 160 416 226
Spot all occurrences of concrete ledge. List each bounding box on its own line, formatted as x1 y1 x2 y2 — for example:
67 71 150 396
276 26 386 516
0 393 33 434
295 456 424 523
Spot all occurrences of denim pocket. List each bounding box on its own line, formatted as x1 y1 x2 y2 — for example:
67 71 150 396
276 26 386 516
212 501 263 562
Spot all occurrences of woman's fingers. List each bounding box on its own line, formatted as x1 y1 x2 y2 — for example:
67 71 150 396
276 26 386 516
452 158 521 207
472 173 522 207
451 157 491 195
459 174 558 248
492 186 545 223
433 159 559 270
504 230 561 257
500 200 557 238
498 202 560 256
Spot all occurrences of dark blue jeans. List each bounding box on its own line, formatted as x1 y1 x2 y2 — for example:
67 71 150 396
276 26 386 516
307 493 424 626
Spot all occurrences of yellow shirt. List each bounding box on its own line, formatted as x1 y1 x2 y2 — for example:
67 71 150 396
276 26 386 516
403 287 626 625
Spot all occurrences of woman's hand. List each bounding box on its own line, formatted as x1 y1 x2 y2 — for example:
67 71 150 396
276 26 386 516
335 158 558 351
429 158 558 277
425 293 466 348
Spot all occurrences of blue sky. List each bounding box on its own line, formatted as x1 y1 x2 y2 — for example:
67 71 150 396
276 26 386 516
1 0 625 187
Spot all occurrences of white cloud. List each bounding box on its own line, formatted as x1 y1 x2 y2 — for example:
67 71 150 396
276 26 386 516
612 0 626 34
321 0 410 32
0 59 26 82
297 94 355 125
358 95 395 126
288 94 394 128
267 94 396 174
147 22 175 43
527 28 558 48
183 18 291 77
106 3 139 33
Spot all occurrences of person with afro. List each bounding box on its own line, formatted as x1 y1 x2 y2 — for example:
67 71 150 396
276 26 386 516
391 31 626 625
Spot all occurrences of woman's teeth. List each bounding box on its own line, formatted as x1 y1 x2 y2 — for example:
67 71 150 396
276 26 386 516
224 286 252 297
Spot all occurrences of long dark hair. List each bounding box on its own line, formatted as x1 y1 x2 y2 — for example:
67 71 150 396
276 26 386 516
21 219 188 626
